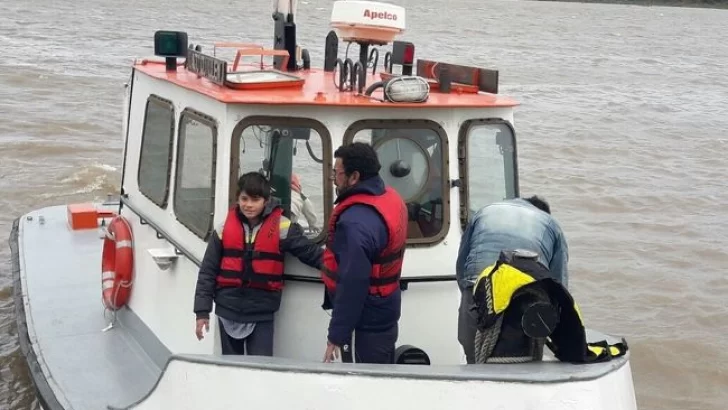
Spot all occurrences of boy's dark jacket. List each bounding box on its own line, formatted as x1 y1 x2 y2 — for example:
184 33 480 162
193 200 323 323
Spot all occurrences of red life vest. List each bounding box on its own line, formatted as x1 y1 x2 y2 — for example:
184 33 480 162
321 187 408 297
217 207 285 292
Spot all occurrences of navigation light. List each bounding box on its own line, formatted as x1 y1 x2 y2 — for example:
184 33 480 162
154 30 189 71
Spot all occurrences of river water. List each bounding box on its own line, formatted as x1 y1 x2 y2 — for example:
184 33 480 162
1 0 726 408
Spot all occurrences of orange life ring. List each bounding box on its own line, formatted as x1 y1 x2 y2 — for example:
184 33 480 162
101 216 134 310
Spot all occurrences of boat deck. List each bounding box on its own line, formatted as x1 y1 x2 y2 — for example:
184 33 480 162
10 204 163 410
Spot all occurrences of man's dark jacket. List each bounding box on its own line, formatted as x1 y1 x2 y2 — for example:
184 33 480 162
326 176 402 346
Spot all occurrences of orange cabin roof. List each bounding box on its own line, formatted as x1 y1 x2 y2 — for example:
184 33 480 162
134 60 519 108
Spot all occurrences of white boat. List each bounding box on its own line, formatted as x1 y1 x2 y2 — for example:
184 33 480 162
8 1 637 409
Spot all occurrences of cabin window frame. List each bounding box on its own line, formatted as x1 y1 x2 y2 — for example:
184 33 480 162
137 95 175 208
230 115 334 244
173 108 219 240
457 118 520 231
343 119 451 246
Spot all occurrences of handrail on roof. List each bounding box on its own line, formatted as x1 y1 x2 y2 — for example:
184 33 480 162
213 42 264 57
232 48 291 71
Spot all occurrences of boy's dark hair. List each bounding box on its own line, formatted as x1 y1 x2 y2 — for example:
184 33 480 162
334 142 381 181
524 195 551 214
236 172 271 199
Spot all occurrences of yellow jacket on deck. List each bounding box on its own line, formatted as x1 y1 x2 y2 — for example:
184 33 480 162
472 250 628 364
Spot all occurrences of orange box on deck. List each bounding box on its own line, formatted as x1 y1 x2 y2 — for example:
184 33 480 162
67 203 99 230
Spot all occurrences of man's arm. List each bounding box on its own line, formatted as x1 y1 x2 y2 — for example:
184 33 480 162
327 212 379 347
549 227 569 288
280 220 324 269
456 216 476 292
193 232 222 319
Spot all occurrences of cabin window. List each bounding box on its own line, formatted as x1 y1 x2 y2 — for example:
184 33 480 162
231 116 333 242
344 120 450 245
458 119 519 230
174 109 218 239
137 95 175 207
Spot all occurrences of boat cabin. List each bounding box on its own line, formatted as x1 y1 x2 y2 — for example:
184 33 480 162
117 0 519 364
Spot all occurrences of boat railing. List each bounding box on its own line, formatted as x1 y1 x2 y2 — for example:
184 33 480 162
119 196 456 287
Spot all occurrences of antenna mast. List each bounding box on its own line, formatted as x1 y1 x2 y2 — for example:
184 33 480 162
273 0 298 71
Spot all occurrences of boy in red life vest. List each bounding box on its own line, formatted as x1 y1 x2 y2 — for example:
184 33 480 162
193 172 323 356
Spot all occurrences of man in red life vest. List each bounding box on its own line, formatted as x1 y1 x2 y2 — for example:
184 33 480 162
322 143 408 364
194 172 323 356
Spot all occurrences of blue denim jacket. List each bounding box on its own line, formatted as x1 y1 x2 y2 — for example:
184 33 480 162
455 198 569 290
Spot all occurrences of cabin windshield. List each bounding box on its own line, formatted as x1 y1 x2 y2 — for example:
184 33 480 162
344 120 449 245
231 117 333 241
458 119 518 230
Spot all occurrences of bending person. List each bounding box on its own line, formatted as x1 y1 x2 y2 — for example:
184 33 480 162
455 195 569 364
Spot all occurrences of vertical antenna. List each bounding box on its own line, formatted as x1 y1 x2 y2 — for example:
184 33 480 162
273 0 298 71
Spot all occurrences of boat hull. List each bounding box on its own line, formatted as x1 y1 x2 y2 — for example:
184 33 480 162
113 354 637 410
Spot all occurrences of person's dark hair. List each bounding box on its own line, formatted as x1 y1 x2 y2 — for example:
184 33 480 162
524 195 550 214
237 172 271 199
334 142 381 181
